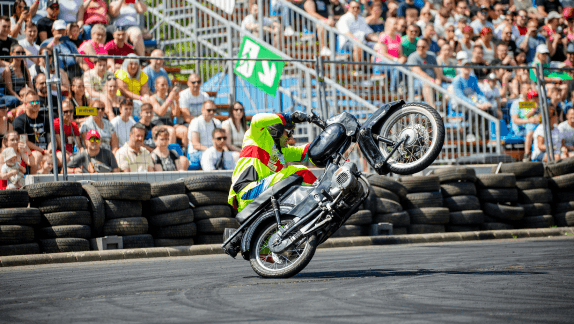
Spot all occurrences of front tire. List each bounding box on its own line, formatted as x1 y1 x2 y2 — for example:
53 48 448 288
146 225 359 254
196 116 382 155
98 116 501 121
249 218 317 278
376 103 445 175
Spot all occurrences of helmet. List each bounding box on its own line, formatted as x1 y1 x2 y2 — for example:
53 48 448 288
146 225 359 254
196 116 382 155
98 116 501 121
267 122 295 140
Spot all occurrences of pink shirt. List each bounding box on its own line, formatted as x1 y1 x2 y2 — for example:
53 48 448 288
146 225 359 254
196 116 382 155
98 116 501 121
377 33 401 59
84 0 109 25
78 39 108 69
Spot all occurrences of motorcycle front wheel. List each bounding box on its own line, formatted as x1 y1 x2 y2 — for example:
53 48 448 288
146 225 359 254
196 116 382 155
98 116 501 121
376 102 445 175
250 218 317 278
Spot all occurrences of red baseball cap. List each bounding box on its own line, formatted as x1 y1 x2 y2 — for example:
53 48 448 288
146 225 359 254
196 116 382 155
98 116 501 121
527 90 539 100
86 130 101 139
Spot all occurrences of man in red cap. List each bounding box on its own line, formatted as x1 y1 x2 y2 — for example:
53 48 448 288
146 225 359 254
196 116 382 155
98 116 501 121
67 129 119 173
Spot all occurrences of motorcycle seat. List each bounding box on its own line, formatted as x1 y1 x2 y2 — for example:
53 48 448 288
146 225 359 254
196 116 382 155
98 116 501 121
236 174 304 224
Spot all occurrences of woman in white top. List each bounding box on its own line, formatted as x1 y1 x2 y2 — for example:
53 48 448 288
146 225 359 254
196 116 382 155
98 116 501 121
10 0 29 41
475 26 495 63
222 101 248 160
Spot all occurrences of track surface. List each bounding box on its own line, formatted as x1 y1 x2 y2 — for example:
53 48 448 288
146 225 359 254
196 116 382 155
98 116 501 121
1 237 573 323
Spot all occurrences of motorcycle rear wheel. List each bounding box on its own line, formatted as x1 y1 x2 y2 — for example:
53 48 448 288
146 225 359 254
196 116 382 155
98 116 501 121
250 218 317 278
376 102 445 175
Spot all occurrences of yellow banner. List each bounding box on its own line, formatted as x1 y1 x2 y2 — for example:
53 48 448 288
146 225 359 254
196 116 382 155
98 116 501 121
519 101 536 109
76 106 97 116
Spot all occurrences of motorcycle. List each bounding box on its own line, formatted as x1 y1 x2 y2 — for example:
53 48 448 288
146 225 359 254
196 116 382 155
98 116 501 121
221 100 445 278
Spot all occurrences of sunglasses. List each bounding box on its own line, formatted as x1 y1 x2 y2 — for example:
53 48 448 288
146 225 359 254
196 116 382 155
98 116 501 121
206 109 215 113
190 81 201 84
234 108 244 111
417 45 427 49
28 100 40 105
63 110 74 114
96 107 105 111
286 129 294 137
215 136 227 141
88 137 101 143
50 5 59 9
14 51 25 55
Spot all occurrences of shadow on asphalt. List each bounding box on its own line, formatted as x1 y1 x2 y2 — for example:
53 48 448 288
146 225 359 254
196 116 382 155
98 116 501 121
295 268 546 279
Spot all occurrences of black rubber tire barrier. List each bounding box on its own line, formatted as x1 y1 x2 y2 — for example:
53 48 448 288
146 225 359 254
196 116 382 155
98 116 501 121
0 208 41 226
449 210 484 225
375 198 403 214
148 209 194 227
33 196 89 213
26 181 82 199
549 174 574 190
195 235 223 245
196 217 238 234
91 181 151 200
82 184 105 235
393 227 408 235
373 211 410 226
0 225 34 244
444 195 481 211
37 225 91 239
554 211 574 226
193 205 232 221
147 194 190 214
517 189 553 204
187 191 229 207
476 173 517 188
518 203 552 217
345 210 372 225
492 162 544 178
477 188 518 203
398 176 440 193
0 243 39 256
480 223 514 230
446 225 480 232
104 200 142 219
150 180 186 198
515 177 549 190
153 222 197 238
103 217 148 236
0 190 29 208
482 202 524 221
518 215 554 229
122 234 155 249
365 174 408 198
39 238 90 253
402 192 443 209
42 211 92 227
183 175 231 192
554 201 574 214
546 157 574 177
407 207 450 225
154 238 195 247
429 166 477 183
332 225 370 237
370 186 401 202
553 190 574 202
440 182 477 197
408 224 445 234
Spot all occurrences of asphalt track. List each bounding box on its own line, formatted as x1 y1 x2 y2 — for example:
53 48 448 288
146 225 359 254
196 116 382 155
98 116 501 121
1 237 573 324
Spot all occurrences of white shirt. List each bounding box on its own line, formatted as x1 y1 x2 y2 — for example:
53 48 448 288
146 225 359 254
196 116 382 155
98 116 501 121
187 115 222 154
532 123 562 159
336 12 374 48
178 90 209 118
10 17 26 41
58 0 83 23
111 116 136 148
558 121 574 148
19 38 39 68
200 146 236 171
241 14 273 31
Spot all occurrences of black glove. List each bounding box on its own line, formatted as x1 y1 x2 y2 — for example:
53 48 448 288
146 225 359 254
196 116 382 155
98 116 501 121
291 111 310 124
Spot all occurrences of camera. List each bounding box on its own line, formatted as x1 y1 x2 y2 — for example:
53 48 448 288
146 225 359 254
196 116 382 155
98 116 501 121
23 5 29 11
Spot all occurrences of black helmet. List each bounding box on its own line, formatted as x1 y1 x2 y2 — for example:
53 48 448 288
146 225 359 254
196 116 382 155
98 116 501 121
267 122 295 140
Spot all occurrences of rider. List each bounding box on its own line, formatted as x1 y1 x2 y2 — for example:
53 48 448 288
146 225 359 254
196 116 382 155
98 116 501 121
228 111 317 212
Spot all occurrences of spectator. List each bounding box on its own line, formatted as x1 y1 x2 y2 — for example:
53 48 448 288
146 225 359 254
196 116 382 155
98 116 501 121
66 22 82 48
397 17 407 35
437 44 456 87
151 126 189 171
137 103 155 152
2 44 33 106
365 2 385 33
77 23 107 69
1 147 25 188
564 43 574 67
470 45 490 79
36 154 54 174
375 17 405 63
13 90 51 173
83 57 113 101
111 98 136 147
36 0 59 45
479 72 505 118
41 19 89 80
537 0 562 18
454 1 471 23
29 47 70 95
53 99 81 156
475 27 495 62
491 3 505 26
544 11 567 62
303 0 334 56
497 25 518 55
222 101 248 158
564 7 574 41
114 53 151 104
336 1 378 71
115 123 155 172
187 100 222 170
470 6 494 35
69 76 89 122
416 6 433 32
143 49 172 93
397 0 420 18
68 129 119 173
241 4 282 51
0 16 18 63
407 38 443 108
529 44 571 95
422 24 440 54
103 77 120 119
19 22 40 67
405 8 420 27
26 0 45 24
510 86 540 161
513 9 528 39
402 24 419 58
58 0 82 25
33 73 59 118
150 76 181 143
532 104 565 161
518 19 546 63
104 25 134 70
0 130 34 175
452 60 496 117
558 108 574 156
331 0 346 21
515 48 527 66
108 0 147 56
79 99 119 153
456 25 474 58
201 128 235 171
10 0 30 41
178 73 207 121
77 0 109 40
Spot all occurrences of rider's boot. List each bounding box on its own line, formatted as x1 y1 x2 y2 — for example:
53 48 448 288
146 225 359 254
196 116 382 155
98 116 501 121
223 228 243 258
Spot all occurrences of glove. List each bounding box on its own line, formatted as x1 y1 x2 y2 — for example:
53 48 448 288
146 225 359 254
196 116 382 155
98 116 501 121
291 111 310 124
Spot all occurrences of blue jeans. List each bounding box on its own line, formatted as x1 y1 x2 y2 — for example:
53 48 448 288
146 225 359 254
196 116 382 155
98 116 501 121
82 24 93 41
0 95 20 109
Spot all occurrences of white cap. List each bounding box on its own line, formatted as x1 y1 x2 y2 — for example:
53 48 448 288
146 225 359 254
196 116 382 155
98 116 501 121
536 44 550 54
52 19 66 31
545 11 562 23
456 51 468 60
2 147 17 161
459 59 470 66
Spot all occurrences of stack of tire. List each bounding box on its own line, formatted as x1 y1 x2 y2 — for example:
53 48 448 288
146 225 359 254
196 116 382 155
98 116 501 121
146 181 195 247
399 175 449 234
476 172 523 230
0 190 41 256
92 181 152 249
546 157 574 227
28 182 92 253
429 167 484 232
364 173 409 235
184 175 238 245
332 209 374 238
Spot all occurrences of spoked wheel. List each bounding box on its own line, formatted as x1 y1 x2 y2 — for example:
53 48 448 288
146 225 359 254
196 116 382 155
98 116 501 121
250 218 317 278
376 103 445 175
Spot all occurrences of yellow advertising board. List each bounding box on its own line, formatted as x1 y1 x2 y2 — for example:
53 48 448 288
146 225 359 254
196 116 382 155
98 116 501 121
76 106 97 116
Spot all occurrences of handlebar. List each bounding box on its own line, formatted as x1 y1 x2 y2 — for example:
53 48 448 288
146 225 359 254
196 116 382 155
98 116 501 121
310 110 327 129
